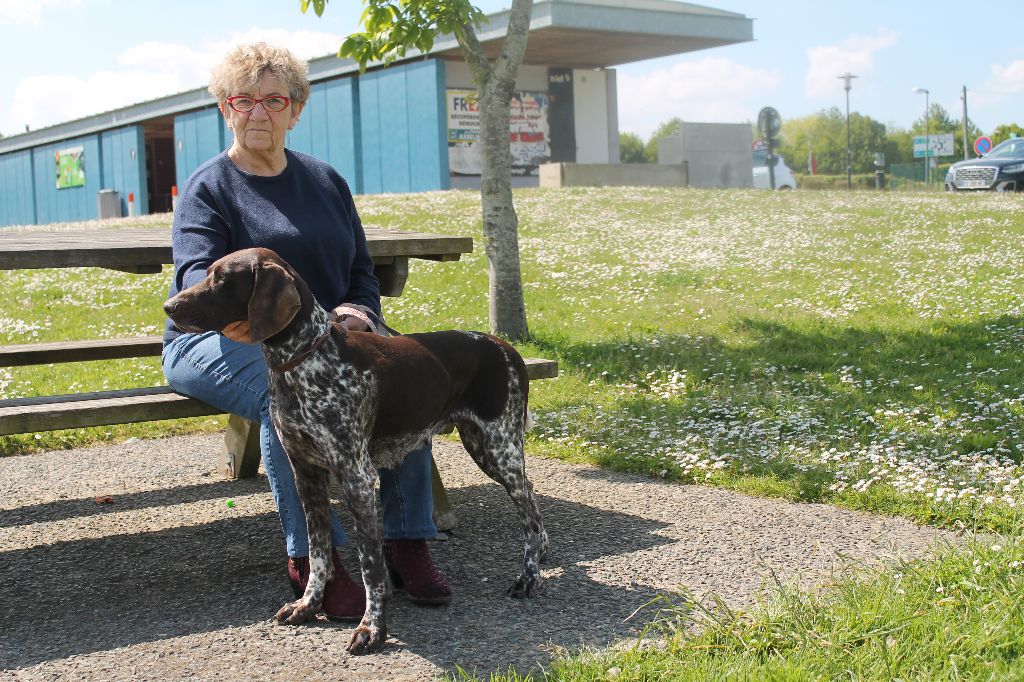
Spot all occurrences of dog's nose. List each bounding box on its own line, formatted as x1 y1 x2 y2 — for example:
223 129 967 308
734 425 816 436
163 299 179 316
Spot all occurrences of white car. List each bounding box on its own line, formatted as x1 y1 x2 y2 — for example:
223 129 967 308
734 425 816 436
753 154 797 190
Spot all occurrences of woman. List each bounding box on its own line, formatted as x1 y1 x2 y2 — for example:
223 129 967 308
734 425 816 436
162 43 451 620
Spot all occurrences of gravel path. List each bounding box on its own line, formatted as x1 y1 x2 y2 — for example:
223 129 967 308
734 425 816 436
1 435 953 680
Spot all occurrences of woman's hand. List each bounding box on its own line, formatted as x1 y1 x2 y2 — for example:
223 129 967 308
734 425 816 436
332 305 373 332
340 315 371 332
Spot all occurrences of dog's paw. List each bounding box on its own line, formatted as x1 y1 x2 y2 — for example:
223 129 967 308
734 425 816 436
346 623 387 655
507 574 543 598
274 599 319 625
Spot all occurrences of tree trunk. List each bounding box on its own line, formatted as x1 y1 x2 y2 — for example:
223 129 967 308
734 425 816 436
458 0 533 341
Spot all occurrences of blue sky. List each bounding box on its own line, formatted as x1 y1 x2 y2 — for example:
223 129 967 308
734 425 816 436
2 0 1021 140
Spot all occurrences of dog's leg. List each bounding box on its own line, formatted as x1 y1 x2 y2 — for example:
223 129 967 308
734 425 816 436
275 457 335 625
336 449 388 655
458 420 547 598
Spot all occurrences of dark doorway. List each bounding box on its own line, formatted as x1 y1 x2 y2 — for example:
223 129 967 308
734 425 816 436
547 68 575 163
143 118 176 214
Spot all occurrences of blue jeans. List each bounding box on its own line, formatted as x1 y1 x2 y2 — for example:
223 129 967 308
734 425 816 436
162 332 437 557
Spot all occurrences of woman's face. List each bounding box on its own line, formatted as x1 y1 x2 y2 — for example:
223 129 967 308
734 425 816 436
222 71 302 158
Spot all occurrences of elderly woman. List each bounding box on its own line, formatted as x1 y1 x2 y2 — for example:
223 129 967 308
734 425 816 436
162 43 450 620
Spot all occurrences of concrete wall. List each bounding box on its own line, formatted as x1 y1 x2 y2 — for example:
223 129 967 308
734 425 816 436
538 162 688 188
572 68 616 164
658 122 753 189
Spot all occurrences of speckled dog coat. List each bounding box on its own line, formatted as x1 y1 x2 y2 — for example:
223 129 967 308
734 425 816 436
163 247 547 655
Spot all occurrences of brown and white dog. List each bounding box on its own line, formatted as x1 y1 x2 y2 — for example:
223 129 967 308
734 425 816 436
163 247 547 654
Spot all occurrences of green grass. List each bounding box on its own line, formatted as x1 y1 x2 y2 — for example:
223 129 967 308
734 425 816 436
5 188 1024 678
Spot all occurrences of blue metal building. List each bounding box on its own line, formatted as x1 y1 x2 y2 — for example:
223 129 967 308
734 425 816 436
0 0 752 227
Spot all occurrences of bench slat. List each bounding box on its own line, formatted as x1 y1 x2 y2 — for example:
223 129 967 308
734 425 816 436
0 387 221 436
0 336 559 380
0 360 557 436
0 337 165 366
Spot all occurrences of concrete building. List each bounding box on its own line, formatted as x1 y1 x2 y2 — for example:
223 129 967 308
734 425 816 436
657 122 755 188
0 0 753 227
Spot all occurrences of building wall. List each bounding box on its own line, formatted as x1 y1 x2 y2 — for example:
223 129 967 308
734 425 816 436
286 77 362 194
443 61 550 91
101 126 148 216
0 150 35 226
174 108 228 190
359 59 449 194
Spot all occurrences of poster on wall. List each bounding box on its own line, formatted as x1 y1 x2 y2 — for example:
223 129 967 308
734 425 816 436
55 146 85 189
446 89 551 176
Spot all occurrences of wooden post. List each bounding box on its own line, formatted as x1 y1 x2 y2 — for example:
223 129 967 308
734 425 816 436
431 457 456 531
221 415 261 479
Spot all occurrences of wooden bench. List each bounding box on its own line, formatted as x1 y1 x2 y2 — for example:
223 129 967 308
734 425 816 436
0 226 556 529
0 336 557 528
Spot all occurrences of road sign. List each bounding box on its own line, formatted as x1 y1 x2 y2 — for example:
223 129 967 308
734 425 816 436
913 133 955 158
757 107 781 137
974 135 993 156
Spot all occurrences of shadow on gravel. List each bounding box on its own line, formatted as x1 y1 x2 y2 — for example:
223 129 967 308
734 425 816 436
1 478 673 675
0 477 269 529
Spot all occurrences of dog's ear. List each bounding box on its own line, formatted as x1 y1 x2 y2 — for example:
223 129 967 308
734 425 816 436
247 261 301 342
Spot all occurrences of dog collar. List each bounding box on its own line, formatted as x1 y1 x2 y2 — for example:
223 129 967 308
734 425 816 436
270 321 342 374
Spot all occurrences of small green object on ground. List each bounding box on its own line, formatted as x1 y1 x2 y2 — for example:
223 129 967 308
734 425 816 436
226 499 235 508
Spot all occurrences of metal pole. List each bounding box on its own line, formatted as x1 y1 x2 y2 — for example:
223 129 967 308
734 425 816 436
925 91 930 187
839 73 857 190
962 85 969 160
845 86 852 190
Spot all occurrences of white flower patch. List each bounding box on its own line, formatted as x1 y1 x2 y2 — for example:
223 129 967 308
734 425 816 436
0 316 51 341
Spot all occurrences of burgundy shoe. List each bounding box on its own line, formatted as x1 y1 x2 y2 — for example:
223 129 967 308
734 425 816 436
383 539 452 606
286 551 365 622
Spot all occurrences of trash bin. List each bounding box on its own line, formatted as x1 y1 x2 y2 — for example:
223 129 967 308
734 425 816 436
97 189 121 219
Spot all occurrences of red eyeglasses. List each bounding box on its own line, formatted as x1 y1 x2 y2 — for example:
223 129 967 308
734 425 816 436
225 95 291 113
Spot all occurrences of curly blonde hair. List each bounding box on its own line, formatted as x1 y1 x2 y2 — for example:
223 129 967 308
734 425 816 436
208 42 310 106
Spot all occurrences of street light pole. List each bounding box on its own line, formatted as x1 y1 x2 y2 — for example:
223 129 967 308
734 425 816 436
913 87 930 186
961 85 969 160
839 73 857 190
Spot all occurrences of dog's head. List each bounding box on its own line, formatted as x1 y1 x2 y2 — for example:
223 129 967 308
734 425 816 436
163 247 301 344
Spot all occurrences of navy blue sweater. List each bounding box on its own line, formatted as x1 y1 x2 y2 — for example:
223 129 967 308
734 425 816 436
164 150 380 344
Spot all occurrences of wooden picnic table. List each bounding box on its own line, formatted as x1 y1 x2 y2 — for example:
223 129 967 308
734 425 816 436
0 227 474 296
0 224 554 530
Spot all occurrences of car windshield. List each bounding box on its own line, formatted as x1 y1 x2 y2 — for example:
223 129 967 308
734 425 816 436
986 139 1024 160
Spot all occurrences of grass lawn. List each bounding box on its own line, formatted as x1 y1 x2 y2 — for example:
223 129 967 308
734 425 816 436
3 187 1024 678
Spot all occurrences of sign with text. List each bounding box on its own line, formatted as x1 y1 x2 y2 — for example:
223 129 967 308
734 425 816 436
446 89 551 175
913 133 955 158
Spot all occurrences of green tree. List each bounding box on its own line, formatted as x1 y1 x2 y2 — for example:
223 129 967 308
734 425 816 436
991 124 1024 146
618 132 646 163
776 108 889 175
304 0 532 340
643 117 682 162
884 127 915 166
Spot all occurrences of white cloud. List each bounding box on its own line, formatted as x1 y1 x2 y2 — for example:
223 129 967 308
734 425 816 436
10 29 344 131
988 60 1024 95
961 60 1024 129
804 30 899 98
617 57 781 138
0 0 80 25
